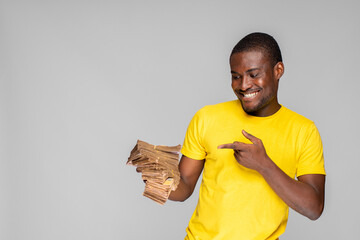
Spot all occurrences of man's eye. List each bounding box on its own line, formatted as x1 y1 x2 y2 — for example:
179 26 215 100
250 73 259 78
232 75 240 80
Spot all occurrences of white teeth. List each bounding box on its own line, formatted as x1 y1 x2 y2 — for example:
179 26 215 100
244 92 258 98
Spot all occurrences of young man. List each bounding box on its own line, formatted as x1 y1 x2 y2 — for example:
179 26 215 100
169 32 326 239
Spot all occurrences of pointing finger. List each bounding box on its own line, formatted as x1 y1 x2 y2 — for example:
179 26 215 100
217 143 235 149
242 130 258 143
218 141 247 149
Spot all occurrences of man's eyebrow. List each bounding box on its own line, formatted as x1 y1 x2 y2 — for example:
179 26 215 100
246 68 261 73
231 68 261 75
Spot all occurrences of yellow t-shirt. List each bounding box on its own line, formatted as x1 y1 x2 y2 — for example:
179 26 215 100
181 100 326 240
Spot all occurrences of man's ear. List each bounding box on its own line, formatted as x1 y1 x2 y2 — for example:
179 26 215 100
274 62 284 80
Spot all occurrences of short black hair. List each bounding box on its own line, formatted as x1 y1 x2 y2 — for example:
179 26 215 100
230 32 282 67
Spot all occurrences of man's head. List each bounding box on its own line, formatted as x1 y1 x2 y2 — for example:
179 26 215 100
230 32 282 67
230 32 284 117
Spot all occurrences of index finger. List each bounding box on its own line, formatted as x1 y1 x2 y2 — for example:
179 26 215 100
218 141 249 150
217 143 235 149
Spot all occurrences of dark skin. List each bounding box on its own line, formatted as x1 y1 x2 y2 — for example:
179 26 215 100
230 51 282 117
168 155 204 201
166 50 324 220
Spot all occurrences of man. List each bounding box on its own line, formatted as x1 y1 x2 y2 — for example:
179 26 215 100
167 32 326 239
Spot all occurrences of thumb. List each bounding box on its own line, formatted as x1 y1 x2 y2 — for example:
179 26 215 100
242 130 258 143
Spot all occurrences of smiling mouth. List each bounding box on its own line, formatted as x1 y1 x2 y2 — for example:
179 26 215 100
239 90 260 99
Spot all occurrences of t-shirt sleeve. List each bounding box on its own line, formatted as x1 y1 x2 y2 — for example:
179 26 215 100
296 122 326 177
181 109 207 160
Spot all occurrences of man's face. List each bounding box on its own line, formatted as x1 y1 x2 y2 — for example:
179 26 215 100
230 51 283 117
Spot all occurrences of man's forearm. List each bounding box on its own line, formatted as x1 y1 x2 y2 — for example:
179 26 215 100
168 177 193 201
218 131 325 220
259 157 325 220
168 156 204 202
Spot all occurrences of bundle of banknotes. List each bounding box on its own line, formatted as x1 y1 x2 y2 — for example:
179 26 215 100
127 140 181 204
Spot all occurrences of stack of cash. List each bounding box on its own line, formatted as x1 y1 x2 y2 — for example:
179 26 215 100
127 140 181 204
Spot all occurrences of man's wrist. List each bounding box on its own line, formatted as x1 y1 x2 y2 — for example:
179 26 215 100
258 156 276 176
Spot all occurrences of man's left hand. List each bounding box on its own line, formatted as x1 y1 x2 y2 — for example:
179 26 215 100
218 130 270 173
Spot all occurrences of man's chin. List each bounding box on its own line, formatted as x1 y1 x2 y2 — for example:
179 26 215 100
243 107 257 114
238 99 258 114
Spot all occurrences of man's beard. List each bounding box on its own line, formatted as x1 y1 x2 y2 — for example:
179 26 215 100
239 93 274 114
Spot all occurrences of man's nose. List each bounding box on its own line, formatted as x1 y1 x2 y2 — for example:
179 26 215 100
239 76 252 91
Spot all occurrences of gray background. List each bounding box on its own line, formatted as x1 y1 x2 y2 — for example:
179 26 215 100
1 0 359 239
